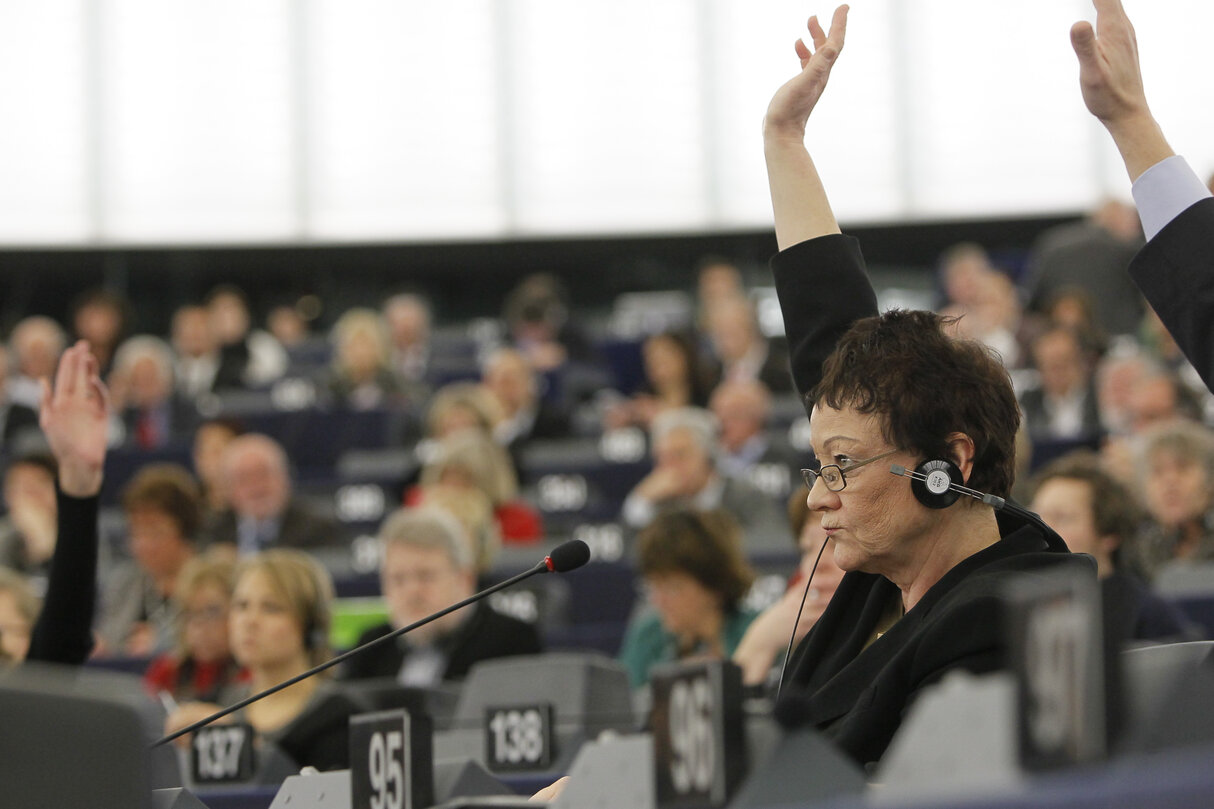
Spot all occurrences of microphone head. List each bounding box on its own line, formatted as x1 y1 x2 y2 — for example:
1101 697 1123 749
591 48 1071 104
544 539 591 573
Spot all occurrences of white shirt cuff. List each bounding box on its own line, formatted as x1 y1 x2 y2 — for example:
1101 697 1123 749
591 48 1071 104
1131 155 1212 241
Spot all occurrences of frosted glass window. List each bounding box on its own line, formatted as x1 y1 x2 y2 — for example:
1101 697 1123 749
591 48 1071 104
306 1 505 240
0 2 89 243
508 0 708 235
97 0 295 242
903 0 1097 218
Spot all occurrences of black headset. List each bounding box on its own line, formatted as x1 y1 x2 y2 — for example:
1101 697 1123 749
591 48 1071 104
891 458 1067 552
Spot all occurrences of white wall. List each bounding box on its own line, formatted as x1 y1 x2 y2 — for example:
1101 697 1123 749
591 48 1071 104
0 0 1208 245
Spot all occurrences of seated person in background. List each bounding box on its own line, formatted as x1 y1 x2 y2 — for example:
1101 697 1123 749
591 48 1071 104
0 346 41 451
1029 452 1195 641
0 567 38 663
407 485 501 576
382 293 434 393
205 284 289 391
325 308 403 411
694 255 747 331
341 507 541 685
70 287 131 378
604 330 717 431
192 417 244 523
503 273 595 374
733 492 846 687
108 335 199 450
171 304 222 405
200 433 344 555
1131 420 1214 579
166 549 352 772
709 378 800 491
621 407 787 548
705 296 794 393
1019 325 1103 442
266 303 313 355
0 453 59 583
482 347 571 456
618 509 757 689
762 7 1090 767
408 429 543 544
96 464 202 658
7 315 66 411
144 554 246 703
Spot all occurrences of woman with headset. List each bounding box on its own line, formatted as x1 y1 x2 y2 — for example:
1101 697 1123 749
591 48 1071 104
165 549 355 772
762 7 1092 768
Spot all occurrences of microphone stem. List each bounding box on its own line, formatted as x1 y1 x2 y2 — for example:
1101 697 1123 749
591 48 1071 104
152 560 549 748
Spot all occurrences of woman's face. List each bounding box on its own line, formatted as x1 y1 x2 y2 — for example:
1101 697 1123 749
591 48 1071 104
807 404 929 579
1144 448 1211 528
228 569 306 671
645 570 721 638
183 582 231 664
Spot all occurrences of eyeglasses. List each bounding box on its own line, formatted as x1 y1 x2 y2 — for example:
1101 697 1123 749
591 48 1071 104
801 449 899 493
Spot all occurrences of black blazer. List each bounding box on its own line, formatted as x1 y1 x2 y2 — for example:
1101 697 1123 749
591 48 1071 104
199 498 344 551
770 234 1091 767
1129 196 1214 392
340 602 543 682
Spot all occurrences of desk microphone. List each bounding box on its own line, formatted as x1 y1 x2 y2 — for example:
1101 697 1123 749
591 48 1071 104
153 539 591 747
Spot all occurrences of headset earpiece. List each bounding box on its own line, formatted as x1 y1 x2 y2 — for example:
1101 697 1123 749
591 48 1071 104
910 458 964 509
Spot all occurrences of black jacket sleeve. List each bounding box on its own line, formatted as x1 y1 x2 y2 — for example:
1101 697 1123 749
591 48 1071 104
1128 196 1214 392
26 489 99 665
771 235 880 403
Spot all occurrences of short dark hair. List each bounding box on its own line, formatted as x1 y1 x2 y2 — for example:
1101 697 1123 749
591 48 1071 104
637 509 754 612
1027 451 1143 568
121 464 203 542
813 309 1019 497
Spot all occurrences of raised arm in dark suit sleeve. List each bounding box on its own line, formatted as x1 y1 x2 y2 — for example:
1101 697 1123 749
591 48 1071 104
26 341 110 665
762 5 878 400
1072 0 1214 390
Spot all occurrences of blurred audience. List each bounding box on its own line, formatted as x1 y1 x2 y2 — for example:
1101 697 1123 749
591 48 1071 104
143 554 245 703
383 293 434 390
705 297 793 393
0 453 58 583
171 304 222 404
482 347 570 465
618 509 757 688
109 335 198 450
621 407 786 547
326 308 402 410
192 418 244 521
166 550 354 772
695 256 747 330
340 507 541 685
410 429 542 543
1029 452 1194 641
200 433 343 554
97 463 202 657
1133 421 1214 579
1024 198 1144 337
604 330 717 430
1019 326 1102 442
0 347 40 451
8 315 67 411
205 284 289 390
709 379 798 495
69 287 131 378
503 273 593 373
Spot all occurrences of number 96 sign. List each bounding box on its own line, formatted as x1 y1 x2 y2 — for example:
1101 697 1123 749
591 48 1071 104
651 661 746 809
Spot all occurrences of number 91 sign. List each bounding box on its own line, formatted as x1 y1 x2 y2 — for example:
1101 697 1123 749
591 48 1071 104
650 661 746 809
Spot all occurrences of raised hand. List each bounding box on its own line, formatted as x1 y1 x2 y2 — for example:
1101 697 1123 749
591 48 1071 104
38 340 110 497
764 5 849 141
1071 0 1171 181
